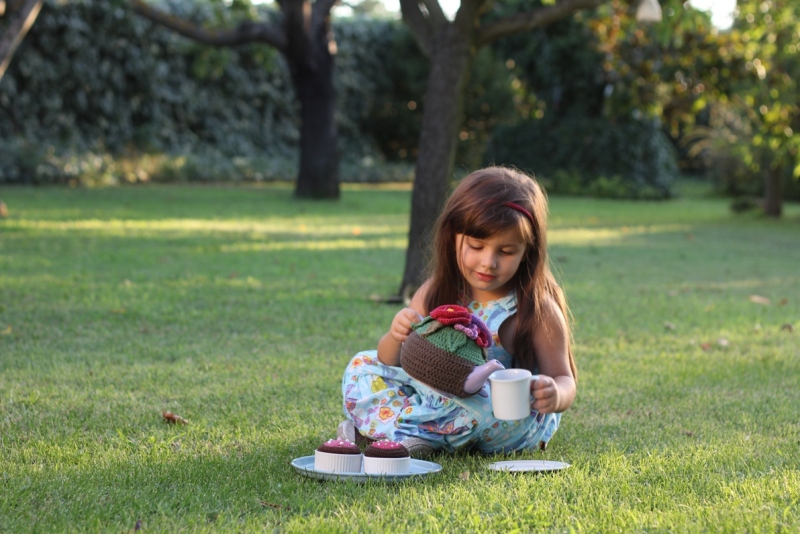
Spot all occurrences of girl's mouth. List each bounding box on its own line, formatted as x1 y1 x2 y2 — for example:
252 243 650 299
475 272 496 282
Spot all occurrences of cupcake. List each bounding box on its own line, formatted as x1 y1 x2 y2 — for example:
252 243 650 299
362 440 410 475
314 438 363 473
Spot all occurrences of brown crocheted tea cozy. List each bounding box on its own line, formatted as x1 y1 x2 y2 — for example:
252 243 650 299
400 304 492 397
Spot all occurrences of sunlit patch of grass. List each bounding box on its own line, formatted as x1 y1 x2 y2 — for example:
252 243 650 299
4 218 407 236
0 185 799 532
548 224 692 246
220 237 407 252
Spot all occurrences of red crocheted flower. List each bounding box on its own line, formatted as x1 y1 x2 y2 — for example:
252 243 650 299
429 305 473 325
430 304 492 349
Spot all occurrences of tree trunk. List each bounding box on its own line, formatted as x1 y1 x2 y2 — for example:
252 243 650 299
284 0 339 200
0 0 43 81
292 58 339 199
399 24 472 298
763 166 782 217
131 0 339 200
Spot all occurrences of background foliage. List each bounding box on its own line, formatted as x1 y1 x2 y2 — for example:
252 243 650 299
0 1 419 185
1 0 799 203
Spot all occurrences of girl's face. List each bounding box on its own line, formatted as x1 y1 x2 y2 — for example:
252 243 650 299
456 228 527 302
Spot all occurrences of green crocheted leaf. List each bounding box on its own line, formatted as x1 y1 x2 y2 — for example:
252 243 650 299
419 322 485 366
411 316 447 336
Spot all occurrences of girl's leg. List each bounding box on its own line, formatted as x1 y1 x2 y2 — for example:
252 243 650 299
341 351 480 451
452 384 562 454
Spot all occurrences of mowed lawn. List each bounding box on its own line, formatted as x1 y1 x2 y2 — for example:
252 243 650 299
0 183 798 532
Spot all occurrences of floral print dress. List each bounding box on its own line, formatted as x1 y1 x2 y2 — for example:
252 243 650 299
341 292 561 454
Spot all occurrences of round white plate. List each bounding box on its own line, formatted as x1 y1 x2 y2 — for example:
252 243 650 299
487 460 570 472
291 456 442 483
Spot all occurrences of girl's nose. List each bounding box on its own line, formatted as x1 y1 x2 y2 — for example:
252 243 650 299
481 253 497 269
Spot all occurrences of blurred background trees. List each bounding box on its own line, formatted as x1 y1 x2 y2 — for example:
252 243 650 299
0 0 798 216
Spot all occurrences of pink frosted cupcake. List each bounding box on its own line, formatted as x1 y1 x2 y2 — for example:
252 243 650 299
362 440 410 475
314 438 362 473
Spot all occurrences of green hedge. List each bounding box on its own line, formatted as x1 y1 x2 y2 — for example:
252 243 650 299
484 115 679 199
0 1 418 184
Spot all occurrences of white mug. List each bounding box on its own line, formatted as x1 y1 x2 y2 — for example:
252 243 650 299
489 369 538 421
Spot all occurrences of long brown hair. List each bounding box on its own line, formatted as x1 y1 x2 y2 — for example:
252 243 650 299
424 167 575 379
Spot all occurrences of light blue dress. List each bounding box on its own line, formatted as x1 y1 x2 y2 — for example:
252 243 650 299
341 292 561 454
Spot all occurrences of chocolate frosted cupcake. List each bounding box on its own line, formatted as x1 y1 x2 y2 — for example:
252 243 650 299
314 438 362 473
363 440 410 475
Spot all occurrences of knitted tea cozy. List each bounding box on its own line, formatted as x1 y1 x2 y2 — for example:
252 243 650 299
400 304 492 398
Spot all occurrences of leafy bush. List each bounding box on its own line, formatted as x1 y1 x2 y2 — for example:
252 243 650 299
0 1 416 185
484 114 679 199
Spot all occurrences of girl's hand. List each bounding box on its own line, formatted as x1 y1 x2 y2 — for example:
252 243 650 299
530 375 560 414
389 308 423 343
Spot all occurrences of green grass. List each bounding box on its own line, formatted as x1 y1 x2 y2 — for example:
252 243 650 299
1 183 799 532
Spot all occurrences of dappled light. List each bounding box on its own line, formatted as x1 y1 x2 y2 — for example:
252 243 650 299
221 237 406 253
4 218 406 237
548 224 692 246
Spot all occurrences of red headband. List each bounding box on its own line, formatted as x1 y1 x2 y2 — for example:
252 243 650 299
502 202 534 225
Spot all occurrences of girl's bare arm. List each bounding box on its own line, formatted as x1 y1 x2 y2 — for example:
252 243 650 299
376 280 431 366
530 296 576 414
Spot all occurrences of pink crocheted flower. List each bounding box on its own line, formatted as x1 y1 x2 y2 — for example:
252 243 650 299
429 305 473 325
472 317 492 348
431 304 492 349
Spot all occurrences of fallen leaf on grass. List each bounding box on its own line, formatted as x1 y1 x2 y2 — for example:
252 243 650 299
683 431 695 437
162 411 188 425
700 342 712 351
664 322 676 331
781 323 794 333
1 325 11 336
135 519 142 531
110 308 126 314
749 295 771 305
717 338 730 347
458 471 470 481
260 501 291 511
778 298 789 306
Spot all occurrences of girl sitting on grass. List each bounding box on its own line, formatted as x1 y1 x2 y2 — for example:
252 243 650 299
339 166 576 457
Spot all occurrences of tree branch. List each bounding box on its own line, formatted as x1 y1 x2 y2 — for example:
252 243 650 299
477 0 604 47
130 0 287 51
420 0 447 26
0 0 42 81
312 0 337 31
453 0 486 29
399 0 435 57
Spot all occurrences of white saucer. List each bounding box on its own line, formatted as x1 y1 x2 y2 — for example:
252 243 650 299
487 460 570 472
291 456 442 483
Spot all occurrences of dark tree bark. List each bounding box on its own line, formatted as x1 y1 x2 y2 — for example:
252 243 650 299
131 0 340 199
0 0 43 81
282 0 339 198
398 0 605 298
763 166 783 217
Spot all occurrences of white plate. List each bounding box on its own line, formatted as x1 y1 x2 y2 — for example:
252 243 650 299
291 456 442 483
487 460 570 472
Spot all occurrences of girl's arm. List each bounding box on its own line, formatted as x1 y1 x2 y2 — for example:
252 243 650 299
376 280 431 366
530 296 576 414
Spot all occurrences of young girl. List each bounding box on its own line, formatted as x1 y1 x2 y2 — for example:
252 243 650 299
339 166 576 456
